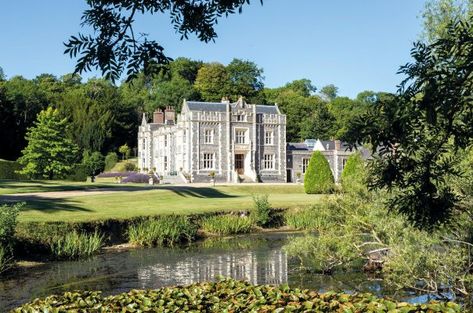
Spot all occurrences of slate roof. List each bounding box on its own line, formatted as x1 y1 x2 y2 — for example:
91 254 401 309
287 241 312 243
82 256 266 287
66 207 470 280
185 101 279 114
287 143 309 151
187 101 227 112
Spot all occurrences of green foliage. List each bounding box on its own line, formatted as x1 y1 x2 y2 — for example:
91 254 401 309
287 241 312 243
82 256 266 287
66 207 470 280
194 63 230 101
65 164 88 182
49 230 103 259
226 58 264 102
104 152 118 171
0 159 25 180
13 278 462 312
201 215 253 235
284 205 337 231
118 144 130 160
299 102 337 140
284 191 473 296
18 107 80 180
127 216 197 247
319 84 338 101
82 151 105 177
340 152 367 193
421 0 473 42
250 194 271 227
345 19 473 228
0 203 21 273
304 151 334 194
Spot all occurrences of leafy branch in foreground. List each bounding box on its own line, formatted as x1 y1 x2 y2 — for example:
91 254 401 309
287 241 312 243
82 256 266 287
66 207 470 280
345 18 473 228
65 0 262 82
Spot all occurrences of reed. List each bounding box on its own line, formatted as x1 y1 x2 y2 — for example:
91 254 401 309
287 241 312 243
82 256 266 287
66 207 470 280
0 245 12 274
201 215 253 235
127 215 197 246
49 231 103 259
284 206 328 230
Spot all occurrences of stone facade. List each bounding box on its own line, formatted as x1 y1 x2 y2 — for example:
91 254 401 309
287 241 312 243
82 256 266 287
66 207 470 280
138 98 287 183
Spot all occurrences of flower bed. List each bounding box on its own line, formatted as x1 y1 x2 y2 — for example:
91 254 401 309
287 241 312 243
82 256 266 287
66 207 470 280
122 172 158 184
97 171 134 178
13 278 461 312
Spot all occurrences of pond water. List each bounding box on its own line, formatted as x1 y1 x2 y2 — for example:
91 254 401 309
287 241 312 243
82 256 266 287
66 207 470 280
0 232 429 311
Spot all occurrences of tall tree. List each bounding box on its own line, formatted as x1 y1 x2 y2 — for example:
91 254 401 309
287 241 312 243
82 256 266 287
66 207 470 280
320 84 338 101
194 63 229 102
65 0 261 82
422 0 472 42
18 107 79 179
226 58 264 102
300 102 336 140
345 19 473 228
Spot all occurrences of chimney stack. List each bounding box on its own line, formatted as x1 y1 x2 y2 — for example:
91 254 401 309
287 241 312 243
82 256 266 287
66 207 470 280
164 106 175 125
221 97 230 104
153 109 164 124
334 140 341 150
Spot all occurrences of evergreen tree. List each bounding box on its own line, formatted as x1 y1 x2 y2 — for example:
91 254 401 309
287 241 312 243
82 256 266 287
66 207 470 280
304 151 335 194
18 107 79 179
340 152 366 193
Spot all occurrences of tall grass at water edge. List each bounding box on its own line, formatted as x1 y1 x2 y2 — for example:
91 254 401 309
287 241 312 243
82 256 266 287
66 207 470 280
201 215 253 235
284 205 334 231
127 215 197 246
49 231 104 259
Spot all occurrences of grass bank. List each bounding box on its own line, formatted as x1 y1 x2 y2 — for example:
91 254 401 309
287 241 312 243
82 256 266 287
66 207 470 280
6 184 320 222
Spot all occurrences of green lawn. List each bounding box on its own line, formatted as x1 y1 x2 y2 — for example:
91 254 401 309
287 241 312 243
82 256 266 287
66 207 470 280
3 184 322 223
0 179 144 195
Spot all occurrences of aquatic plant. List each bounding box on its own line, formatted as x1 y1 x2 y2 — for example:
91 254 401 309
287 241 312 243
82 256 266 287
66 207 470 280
250 194 271 227
127 215 197 246
0 245 13 274
49 230 103 259
284 205 337 231
201 214 253 235
12 277 462 312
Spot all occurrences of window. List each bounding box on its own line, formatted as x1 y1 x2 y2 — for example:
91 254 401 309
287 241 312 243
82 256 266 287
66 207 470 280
342 158 348 169
235 129 246 144
263 154 274 170
202 153 214 169
164 156 168 171
164 135 167 147
302 158 310 173
236 114 246 122
264 131 274 145
204 129 214 144
183 130 186 143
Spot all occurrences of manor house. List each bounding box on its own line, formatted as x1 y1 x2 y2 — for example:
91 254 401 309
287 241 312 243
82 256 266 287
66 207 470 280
138 98 360 183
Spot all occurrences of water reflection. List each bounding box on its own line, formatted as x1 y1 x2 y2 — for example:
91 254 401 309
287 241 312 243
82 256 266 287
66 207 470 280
0 232 415 312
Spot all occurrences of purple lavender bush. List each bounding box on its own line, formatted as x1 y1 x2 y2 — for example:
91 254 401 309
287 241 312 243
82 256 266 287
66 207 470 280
97 171 134 178
122 173 159 184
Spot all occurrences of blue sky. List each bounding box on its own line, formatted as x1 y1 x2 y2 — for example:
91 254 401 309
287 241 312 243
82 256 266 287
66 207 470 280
0 0 426 98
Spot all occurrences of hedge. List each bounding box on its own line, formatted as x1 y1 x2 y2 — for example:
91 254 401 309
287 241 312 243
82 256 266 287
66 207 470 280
304 151 335 194
340 152 366 193
104 152 118 171
64 164 88 182
0 159 25 180
13 278 462 312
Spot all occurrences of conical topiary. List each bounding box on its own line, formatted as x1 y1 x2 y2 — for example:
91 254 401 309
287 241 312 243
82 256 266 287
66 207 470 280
304 151 334 194
340 152 367 193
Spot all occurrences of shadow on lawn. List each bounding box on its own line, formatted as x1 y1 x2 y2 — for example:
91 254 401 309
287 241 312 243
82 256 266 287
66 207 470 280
155 186 238 198
0 195 92 214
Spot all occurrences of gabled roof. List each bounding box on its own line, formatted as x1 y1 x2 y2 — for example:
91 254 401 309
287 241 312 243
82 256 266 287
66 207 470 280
287 143 309 151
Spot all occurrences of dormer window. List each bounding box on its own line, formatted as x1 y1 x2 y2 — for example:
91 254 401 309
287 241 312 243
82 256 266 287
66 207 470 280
236 114 246 122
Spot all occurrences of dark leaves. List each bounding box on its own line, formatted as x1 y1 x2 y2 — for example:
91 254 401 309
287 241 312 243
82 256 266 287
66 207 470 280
65 0 261 82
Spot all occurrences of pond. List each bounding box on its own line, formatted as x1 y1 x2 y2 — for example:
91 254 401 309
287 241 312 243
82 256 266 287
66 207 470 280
0 232 430 311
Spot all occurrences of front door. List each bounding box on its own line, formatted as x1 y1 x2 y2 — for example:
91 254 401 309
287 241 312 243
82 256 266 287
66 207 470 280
235 154 244 175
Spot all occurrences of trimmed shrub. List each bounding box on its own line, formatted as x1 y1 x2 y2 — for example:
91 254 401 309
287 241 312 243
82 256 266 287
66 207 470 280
304 151 334 194
201 215 253 235
97 171 134 178
250 194 271 227
49 230 103 259
104 152 118 171
128 216 197 246
65 164 88 182
0 159 25 180
340 152 366 193
12 278 462 312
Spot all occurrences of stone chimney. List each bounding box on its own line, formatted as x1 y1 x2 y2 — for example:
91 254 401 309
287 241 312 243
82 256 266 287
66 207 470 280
164 106 175 125
221 97 230 104
153 109 164 124
334 140 341 150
